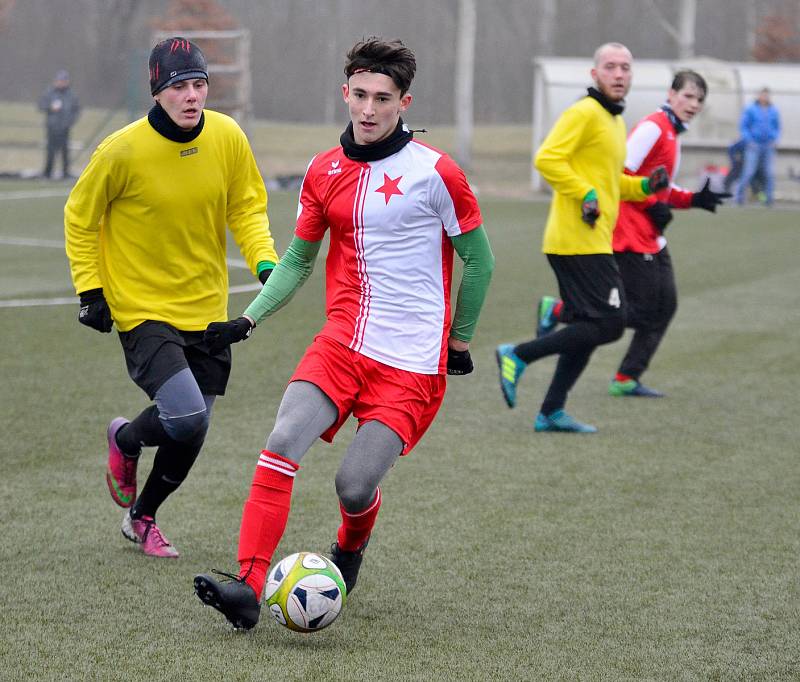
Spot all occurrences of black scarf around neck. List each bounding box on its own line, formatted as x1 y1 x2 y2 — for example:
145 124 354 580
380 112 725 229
340 118 413 161
147 101 205 142
660 104 687 134
587 87 625 116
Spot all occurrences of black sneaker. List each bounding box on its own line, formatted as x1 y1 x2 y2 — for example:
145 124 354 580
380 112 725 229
329 538 369 594
194 571 260 631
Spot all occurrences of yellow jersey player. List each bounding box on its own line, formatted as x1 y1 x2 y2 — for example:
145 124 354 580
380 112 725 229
495 42 668 433
65 38 279 557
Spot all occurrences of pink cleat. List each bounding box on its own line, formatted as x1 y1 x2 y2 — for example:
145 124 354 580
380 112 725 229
121 510 179 558
106 417 137 508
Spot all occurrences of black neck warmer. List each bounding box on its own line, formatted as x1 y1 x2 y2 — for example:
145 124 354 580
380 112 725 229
340 118 414 161
147 102 205 143
587 87 625 116
660 104 687 134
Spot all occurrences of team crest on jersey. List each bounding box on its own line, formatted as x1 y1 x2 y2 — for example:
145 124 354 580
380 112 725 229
328 160 342 176
180 147 198 157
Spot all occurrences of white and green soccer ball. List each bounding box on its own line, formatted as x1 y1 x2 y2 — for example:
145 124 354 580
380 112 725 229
264 552 346 632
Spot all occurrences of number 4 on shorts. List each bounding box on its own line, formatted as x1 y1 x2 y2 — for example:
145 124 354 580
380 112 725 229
608 287 621 308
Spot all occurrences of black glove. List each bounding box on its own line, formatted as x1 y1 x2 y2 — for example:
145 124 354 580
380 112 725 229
447 348 473 376
645 201 674 233
581 190 600 227
258 268 273 285
204 317 254 353
647 165 670 193
78 288 113 333
691 178 732 213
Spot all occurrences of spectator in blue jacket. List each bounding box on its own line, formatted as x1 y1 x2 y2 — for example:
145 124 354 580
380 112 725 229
736 87 780 206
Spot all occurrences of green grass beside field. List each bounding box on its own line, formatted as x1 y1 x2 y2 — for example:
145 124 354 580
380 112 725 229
1 101 533 196
1 189 798 680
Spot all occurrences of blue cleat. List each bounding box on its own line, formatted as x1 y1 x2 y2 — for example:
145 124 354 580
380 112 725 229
495 343 526 408
534 409 597 433
536 295 559 337
608 379 665 398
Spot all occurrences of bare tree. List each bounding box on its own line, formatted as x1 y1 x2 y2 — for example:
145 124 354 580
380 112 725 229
0 0 15 31
745 1 759 55
535 0 558 56
646 0 697 58
454 0 476 169
752 5 800 61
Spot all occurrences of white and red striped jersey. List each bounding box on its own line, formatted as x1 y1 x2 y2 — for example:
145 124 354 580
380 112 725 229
614 109 693 254
295 139 482 374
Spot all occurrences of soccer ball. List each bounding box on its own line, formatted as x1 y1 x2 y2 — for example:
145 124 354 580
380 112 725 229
264 552 346 632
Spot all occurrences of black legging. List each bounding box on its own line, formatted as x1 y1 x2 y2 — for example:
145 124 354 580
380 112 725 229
116 368 214 519
615 250 678 380
44 128 70 177
514 316 625 414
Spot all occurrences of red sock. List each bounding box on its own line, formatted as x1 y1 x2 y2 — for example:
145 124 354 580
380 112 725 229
615 372 634 383
553 300 564 320
336 487 382 551
237 450 299 599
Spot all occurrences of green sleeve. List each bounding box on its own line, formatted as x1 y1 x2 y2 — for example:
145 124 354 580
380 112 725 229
256 260 276 276
449 225 495 343
243 236 322 324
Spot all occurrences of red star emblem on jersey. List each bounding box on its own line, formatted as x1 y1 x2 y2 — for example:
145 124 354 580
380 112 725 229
375 173 403 204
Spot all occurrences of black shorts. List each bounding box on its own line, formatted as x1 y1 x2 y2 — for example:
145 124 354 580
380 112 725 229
547 253 626 322
615 248 677 330
118 321 232 399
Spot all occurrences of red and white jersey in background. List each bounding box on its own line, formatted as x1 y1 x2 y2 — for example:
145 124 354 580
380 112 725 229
614 109 694 254
295 140 482 375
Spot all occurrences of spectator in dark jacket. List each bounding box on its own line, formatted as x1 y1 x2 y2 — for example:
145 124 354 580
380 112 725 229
38 69 80 179
724 138 765 197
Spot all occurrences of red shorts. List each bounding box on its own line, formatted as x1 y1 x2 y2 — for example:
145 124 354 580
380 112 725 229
290 335 447 455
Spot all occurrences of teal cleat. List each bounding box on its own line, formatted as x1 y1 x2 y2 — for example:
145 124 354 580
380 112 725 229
495 343 526 408
534 409 597 433
536 295 559 337
608 379 665 398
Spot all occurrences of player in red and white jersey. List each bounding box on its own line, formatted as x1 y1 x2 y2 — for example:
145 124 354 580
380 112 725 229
295 136 483 374
193 37 494 630
608 70 731 397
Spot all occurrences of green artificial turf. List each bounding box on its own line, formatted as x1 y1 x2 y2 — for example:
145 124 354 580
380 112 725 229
1 188 798 680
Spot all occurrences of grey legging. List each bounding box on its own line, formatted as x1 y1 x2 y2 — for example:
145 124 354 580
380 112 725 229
156 367 216 442
266 381 402 512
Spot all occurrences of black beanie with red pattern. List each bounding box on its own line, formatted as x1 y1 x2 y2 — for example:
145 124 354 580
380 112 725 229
149 37 208 96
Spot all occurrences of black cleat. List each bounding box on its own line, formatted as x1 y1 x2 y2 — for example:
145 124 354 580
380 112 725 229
329 538 369 595
194 571 260 631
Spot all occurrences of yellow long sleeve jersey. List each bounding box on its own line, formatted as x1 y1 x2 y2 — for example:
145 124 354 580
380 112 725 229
535 95 648 255
65 110 278 331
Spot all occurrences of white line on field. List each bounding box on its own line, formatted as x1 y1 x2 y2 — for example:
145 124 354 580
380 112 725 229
0 296 76 308
0 281 261 308
1 225 257 308
0 235 253 271
229 283 262 294
0 236 65 248
0 189 71 200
